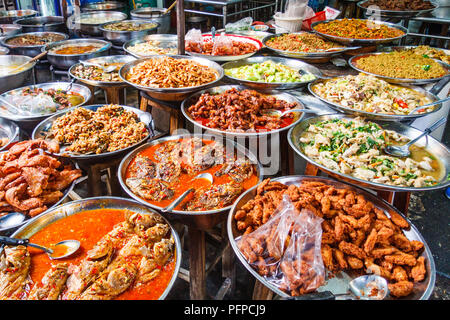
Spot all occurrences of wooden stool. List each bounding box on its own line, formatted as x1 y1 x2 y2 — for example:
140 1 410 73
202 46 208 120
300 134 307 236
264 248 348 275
138 91 184 134
77 157 123 197
86 84 128 105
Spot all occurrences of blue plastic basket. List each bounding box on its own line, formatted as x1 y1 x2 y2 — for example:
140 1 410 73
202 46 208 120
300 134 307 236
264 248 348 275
308 0 329 12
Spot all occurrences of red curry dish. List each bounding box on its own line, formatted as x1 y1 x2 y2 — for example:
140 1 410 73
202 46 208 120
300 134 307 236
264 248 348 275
125 137 259 211
0 209 176 300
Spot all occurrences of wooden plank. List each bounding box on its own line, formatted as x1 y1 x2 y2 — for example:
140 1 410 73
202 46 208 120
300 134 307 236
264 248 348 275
176 0 186 55
252 280 273 300
188 227 206 300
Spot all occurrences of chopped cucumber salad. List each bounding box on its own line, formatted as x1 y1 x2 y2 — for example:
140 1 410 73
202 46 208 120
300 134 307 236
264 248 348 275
225 60 316 83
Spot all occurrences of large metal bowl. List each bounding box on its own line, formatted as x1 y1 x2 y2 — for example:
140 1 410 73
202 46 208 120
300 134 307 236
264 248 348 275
311 19 408 46
130 7 171 34
1 31 68 57
307 77 443 121
357 0 438 18
69 54 136 87
262 32 358 63
44 38 112 70
348 52 450 85
0 9 37 24
123 34 178 58
288 114 450 192
0 24 22 42
222 56 322 91
32 104 154 162
100 19 160 45
8 196 182 300
227 175 436 300
0 46 8 55
81 1 126 12
185 34 263 62
14 16 66 33
0 117 19 152
0 82 92 130
72 11 127 36
0 55 36 93
119 54 224 102
181 84 305 137
0 155 80 233
379 45 450 67
118 133 263 230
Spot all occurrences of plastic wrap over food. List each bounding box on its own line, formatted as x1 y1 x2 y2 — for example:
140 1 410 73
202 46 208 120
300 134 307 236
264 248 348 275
237 194 325 296
211 32 233 56
185 28 203 53
225 17 253 32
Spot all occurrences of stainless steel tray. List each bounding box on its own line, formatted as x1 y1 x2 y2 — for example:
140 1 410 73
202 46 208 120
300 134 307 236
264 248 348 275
357 0 438 18
311 19 407 46
119 55 224 102
0 82 92 126
222 56 322 91
69 55 136 87
307 78 443 121
8 196 181 300
288 114 450 192
348 52 450 85
181 84 305 137
228 175 436 300
32 104 154 162
118 133 263 230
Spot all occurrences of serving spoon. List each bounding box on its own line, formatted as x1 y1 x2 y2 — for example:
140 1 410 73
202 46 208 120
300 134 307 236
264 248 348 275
384 117 446 158
291 274 389 300
260 108 331 117
408 96 450 115
0 235 80 260
161 173 213 213
79 60 116 73
0 212 26 230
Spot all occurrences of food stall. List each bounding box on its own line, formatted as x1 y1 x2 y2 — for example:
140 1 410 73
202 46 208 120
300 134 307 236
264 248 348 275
0 0 448 302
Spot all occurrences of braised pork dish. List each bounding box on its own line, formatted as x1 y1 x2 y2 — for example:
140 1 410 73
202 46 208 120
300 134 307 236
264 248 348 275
0 139 82 218
297 117 442 187
234 179 428 298
0 209 175 300
125 137 259 212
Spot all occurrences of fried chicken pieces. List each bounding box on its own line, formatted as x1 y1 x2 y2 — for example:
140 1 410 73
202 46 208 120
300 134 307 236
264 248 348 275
234 179 427 298
0 139 82 218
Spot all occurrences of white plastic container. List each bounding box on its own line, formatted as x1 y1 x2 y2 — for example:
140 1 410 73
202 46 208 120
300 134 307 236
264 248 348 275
273 12 304 32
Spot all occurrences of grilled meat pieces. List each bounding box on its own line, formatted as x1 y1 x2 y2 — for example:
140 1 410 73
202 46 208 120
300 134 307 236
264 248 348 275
215 158 254 183
183 182 243 211
126 178 174 201
0 246 31 300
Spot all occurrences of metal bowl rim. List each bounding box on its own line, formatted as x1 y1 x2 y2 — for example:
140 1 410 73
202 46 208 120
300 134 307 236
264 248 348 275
357 0 439 15
44 38 112 56
287 114 450 192
118 132 264 216
1 31 69 48
0 117 19 152
99 19 160 33
0 54 37 75
13 15 65 27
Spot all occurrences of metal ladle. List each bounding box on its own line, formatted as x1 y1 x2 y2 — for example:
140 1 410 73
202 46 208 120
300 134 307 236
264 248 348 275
260 108 331 117
408 96 450 115
0 236 80 260
292 274 389 300
384 117 446 158
161 173 213 213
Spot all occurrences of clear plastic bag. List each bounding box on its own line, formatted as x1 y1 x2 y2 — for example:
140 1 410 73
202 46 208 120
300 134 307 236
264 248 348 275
185 28 203 53
237 194 325 296
225 17 253 32
211 32 234 56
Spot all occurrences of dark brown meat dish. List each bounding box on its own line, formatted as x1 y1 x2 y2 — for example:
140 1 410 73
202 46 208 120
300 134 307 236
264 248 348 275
235 179 427 298
0 139 82 218
361 0 434 10
187 88 299 132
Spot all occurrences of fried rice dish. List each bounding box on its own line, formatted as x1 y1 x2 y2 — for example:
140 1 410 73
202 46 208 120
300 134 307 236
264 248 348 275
354 51 448 79
266 33 342 53
46 105 148 155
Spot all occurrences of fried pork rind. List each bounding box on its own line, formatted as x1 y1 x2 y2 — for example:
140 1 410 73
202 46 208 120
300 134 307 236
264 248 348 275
0 139 82 218
237 195 325 296
233 178 428 298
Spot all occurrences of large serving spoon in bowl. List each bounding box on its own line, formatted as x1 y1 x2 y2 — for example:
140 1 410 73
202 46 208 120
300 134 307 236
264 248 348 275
79 60 116 73
260 108 331 118
0 236 80 260
384 117 447 158
408 96 450 115
161 173 213 213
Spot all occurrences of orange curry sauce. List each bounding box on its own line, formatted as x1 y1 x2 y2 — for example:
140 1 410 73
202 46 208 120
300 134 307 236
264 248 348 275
125 139 259 210
27 209 175 300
